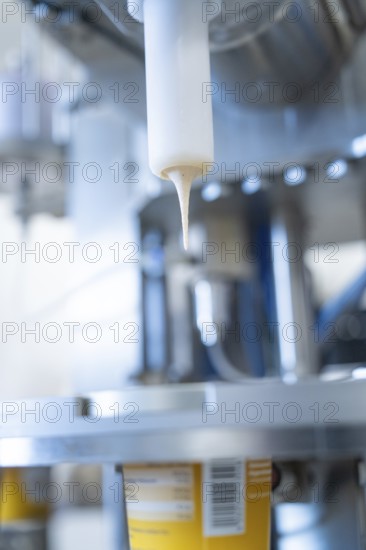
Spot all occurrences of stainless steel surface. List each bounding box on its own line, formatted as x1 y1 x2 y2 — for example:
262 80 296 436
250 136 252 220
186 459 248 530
140 187 257 381
103 465 130 550
210 0 354 102
1 380 366 467
271 200 319 381
274 460 366 549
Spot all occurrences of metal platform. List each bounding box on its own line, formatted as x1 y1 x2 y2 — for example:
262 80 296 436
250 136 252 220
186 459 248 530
1 379 366 467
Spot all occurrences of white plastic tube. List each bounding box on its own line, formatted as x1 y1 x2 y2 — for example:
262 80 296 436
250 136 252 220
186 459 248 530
129 0 215 248
130 0 214 178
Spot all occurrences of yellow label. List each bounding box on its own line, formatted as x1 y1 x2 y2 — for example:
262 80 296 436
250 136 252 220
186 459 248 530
123 460 271 550
0 468 49 523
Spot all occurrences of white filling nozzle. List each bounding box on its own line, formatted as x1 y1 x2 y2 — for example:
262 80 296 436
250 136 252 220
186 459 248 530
129 0 215 249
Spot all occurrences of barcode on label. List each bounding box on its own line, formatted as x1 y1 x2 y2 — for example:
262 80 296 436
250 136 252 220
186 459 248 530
203 459 245 537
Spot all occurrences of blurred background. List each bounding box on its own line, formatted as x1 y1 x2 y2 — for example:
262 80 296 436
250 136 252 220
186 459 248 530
2 0 366 548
